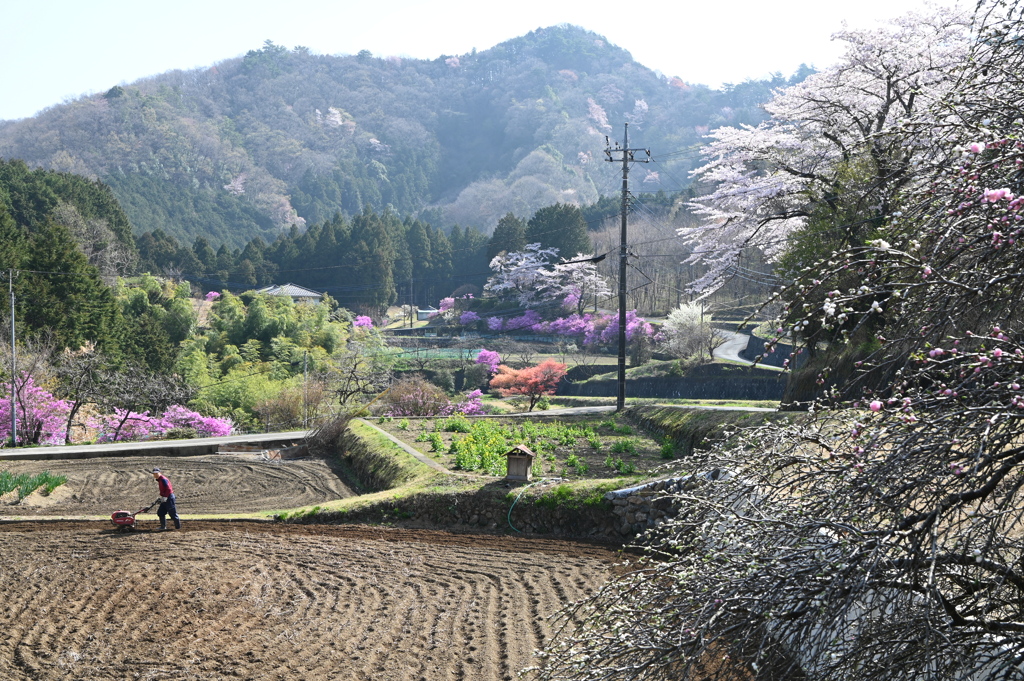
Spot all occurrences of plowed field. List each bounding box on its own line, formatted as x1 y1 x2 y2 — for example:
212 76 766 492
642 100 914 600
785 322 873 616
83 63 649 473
0 455 622 679
0 454 355 517
0 522 619 680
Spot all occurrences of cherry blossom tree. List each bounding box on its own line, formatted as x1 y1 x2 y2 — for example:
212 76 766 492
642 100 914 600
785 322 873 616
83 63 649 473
684 6 970 295
551 254 612 315
484 243 560 306
533 4 1024 680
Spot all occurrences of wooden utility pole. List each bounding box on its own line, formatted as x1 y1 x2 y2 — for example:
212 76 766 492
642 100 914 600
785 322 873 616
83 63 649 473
8 270 16 447
605 124 650 412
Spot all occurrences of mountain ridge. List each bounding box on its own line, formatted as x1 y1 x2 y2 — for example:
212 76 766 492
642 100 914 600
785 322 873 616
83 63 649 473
0 25 809 247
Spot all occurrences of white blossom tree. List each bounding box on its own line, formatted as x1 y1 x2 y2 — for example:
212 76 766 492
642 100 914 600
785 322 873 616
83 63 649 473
683 7 970 295
551 254 612 315
533 3 1024 680
483 243 560 307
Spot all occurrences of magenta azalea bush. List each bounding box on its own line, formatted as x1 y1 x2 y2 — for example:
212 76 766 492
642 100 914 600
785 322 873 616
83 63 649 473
526 310 656 346
205 291 221 302
476 349 501 374
460 310 481 325
0 377 72 445
98 406 234 442
448 389 485 416
162 405 234 437
353 315 374 328
98 405 234 444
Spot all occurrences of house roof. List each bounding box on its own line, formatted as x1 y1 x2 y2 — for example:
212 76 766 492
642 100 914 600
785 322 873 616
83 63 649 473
257 283 323 299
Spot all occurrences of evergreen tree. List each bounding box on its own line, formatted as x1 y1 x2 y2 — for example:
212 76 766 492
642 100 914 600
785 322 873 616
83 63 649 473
526 203 591 259
486 212 527 262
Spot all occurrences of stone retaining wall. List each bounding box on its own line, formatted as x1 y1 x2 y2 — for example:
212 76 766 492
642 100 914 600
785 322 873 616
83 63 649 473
604 475 715 537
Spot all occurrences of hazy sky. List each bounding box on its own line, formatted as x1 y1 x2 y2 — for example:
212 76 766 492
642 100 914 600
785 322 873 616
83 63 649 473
1 0 960 122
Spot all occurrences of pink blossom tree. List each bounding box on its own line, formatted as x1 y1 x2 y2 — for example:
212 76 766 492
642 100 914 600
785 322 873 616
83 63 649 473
684 7 970 295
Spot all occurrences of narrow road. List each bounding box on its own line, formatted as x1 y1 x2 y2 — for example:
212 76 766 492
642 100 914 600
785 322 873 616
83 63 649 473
0 430 309 462
713 330 784 371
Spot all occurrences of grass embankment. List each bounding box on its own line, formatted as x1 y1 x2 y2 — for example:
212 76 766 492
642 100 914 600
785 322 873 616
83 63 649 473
577 358 782 382
624 404 780 457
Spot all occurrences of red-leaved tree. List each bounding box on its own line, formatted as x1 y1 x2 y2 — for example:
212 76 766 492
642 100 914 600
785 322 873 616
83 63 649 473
488 359 567 411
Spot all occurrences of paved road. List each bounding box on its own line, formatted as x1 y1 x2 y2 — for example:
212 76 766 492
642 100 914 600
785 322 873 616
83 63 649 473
714 330 784 371
0 430 310 462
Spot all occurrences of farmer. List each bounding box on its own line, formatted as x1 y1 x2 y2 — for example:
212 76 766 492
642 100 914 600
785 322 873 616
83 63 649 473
151 468 181 531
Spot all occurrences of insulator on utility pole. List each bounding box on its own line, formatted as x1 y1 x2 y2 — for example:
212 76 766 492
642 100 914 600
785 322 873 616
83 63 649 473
604 123 650 412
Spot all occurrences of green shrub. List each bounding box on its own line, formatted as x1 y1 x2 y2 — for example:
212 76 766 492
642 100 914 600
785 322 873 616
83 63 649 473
164 427 198 440
441 415 471 433
611 439 637 455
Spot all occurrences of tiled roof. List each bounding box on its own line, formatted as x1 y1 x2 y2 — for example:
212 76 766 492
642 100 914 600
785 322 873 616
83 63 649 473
257 283 323 298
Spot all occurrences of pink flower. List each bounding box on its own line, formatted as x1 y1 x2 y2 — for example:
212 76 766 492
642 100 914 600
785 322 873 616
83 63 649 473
205 291 221 302
353 316 374 328
983 188 1013 203
969 142 986 153
869 401 883 412
476 349 501 374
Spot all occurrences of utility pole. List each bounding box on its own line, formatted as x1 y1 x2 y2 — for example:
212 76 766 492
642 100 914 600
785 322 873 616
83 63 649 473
8 270 16 447
605 123 650 412
302 350 309 428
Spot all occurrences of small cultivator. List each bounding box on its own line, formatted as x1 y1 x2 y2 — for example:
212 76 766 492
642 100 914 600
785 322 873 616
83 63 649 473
110 503 156 532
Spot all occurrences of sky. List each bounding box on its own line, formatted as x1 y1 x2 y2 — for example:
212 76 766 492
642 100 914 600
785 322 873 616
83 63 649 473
0 0 961 122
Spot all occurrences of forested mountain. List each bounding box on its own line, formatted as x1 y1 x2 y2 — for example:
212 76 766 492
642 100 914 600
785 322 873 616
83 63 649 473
0 26 808 248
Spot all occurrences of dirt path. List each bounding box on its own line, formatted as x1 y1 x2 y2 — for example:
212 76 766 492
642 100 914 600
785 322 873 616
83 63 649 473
0 454 355 517
0 522 621 680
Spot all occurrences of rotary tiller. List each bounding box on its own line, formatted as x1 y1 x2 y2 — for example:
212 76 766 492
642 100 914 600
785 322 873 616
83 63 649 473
110 502 156 532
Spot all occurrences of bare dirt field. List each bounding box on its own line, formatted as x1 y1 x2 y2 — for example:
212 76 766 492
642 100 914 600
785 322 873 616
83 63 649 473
0 454 356 517
0 522 620 680
0 455 623 679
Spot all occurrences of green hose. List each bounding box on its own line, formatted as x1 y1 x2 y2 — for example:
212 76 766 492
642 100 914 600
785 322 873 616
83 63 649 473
507 478 562 533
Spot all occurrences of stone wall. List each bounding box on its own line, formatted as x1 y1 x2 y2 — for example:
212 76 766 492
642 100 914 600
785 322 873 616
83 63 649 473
604 475 719 537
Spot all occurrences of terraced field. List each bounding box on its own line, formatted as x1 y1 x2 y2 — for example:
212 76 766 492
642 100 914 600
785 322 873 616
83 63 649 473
0 454 354 517
0 522 619 680
0 454 622 679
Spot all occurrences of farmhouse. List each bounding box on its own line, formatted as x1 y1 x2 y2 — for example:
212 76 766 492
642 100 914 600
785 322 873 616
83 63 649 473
256 282 324 305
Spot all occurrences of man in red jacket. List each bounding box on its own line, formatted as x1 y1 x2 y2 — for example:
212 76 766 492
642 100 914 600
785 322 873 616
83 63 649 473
151 468 181 531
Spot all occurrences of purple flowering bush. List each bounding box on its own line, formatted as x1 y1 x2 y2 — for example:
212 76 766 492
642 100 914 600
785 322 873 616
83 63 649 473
476 349 501 374
353 315 374 328
0 377 72 445
98 406 234 442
